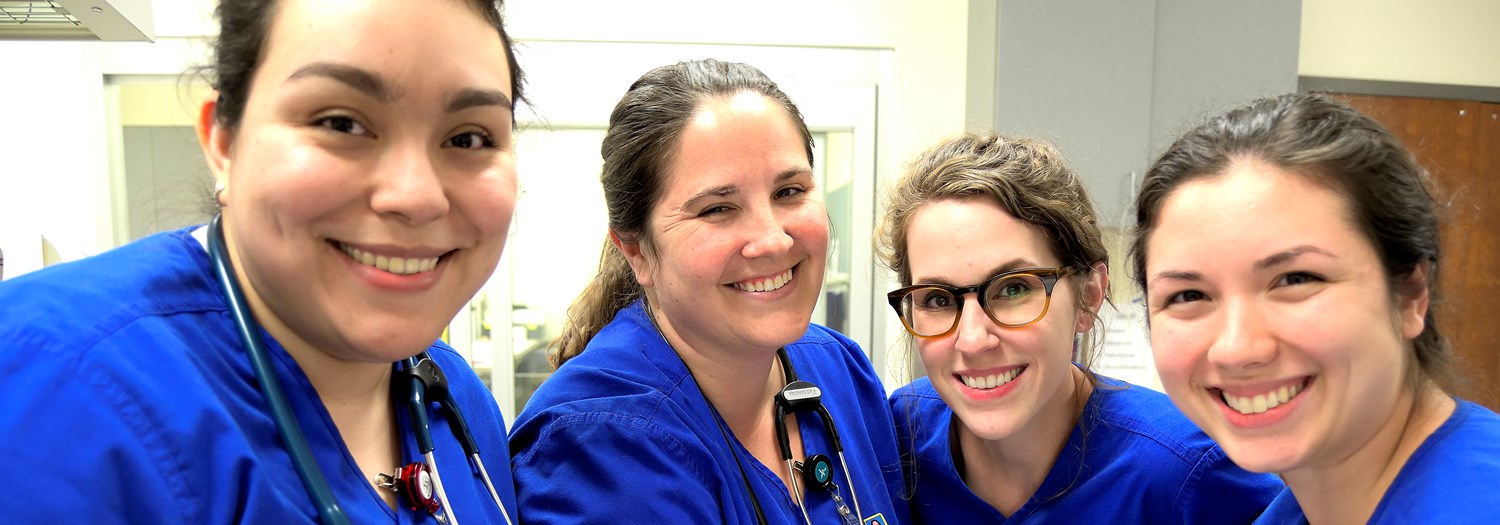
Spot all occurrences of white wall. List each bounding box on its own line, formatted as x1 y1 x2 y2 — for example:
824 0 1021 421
506 0 970 215
1302 0 1500 88
0 42 111 279
0 0 970 286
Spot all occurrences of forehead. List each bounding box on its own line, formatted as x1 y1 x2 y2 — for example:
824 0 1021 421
1149 160 1369 262
256 0 510 93
656 92 809 198
906 198 1057 276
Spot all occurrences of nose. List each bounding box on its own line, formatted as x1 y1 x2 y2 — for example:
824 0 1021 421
369 143 450 226
740 206 794 259
952 294 998 357
1207 299 1278 370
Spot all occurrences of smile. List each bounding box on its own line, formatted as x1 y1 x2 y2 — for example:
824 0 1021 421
959 366 1024 390
337 242 442 276
1219 379 1308 415
732 268 793 292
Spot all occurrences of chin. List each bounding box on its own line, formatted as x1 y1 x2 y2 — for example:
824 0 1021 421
955 411 1025 442
349 325 447 361
1212 435 1305 474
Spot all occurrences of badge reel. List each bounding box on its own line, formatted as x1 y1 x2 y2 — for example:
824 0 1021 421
796 454 860 525
378 462 447 523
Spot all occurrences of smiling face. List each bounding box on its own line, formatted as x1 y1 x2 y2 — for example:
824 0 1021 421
906 198 1094 441
201 0 517 364
621 91 827 356
1143 159 1427 474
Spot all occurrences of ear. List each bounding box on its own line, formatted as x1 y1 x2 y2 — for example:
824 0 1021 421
609 230 654 288
1075 261 1110 333
1397 260 1431 340
197 92 234 206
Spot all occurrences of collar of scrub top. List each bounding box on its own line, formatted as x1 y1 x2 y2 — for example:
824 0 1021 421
643 298 864 525
207 214 513 525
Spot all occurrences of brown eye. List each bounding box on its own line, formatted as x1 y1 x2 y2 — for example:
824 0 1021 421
445 131 495 150
316 116 368 135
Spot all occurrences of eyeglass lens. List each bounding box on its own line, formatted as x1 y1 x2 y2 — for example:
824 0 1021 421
898 273 1050 336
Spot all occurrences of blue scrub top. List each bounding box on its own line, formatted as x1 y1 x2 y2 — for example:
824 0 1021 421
891 375 1282 524
509 300 910 525
1255 398 1500 524
0 227 518 524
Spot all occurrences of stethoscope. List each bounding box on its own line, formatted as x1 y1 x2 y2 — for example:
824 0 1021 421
646 301 866 525
207 215 514 525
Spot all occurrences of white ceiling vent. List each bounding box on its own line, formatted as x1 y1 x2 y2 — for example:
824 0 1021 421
1 0 153 41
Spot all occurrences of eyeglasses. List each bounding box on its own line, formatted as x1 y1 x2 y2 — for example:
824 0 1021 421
887 267 1074 338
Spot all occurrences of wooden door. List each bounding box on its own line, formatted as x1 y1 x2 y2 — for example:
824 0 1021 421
1334 94 1500 411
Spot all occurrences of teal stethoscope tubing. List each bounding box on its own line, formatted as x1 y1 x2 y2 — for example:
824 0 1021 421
207 215 511 525
208 214 349 525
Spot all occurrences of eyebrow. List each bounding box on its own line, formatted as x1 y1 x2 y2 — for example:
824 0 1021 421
1147 245 1335 287
1148 270 1203 288
1255 245 1335 270
288 62 397 102
916 258 1039 287
447 88 514 113
679 168 811 212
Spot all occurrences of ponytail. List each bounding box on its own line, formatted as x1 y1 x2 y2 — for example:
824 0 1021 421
549 237 643 369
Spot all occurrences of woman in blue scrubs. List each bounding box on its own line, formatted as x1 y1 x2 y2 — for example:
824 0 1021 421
508 59 908 525
0 1 524 523
1133 93 1500 524
879 132 1281 523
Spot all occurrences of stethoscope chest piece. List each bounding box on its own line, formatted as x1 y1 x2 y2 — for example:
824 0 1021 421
379 462 443 519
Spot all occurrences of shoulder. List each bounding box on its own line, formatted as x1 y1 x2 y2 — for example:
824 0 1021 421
1372 399 1500 522
1085 376 1282 519
512 319 687 432
509 304 702 460
0 228 237 523
0 227 220 361
508 407 725 523
889 377 947 426
784 323 882 389
1088 377 1220 462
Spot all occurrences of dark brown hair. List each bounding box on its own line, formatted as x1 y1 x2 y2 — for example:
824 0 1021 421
550 59 814 369
1130 93 1452 387
203 0 526 129
876 132 1111 376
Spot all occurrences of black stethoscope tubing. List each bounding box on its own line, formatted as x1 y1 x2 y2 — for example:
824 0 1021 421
646 296 863 525
769 347 865 525
207 215 512 525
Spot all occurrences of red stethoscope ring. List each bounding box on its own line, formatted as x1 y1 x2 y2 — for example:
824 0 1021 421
395 462 441 515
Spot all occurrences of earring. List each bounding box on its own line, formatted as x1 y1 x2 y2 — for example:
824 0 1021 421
214 181 227 206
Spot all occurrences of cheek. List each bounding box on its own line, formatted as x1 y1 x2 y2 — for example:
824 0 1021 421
787 207 830 248
915 338 951 373
1148 319 1203 381
456 167 519 237
237 141 359 219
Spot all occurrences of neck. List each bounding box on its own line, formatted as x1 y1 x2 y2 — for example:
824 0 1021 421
646 299 783 428
959 366 1092 516
644 299 805 496
219 224 401 507
1283 383 1454 525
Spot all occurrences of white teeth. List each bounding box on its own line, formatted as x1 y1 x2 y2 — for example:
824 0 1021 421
734 269 793 292
339 243 440 276
960 368 1022 390
1222 381 1305 415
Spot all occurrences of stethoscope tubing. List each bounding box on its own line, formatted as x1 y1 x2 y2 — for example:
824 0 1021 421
209 215 351 525
210 215 511 525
